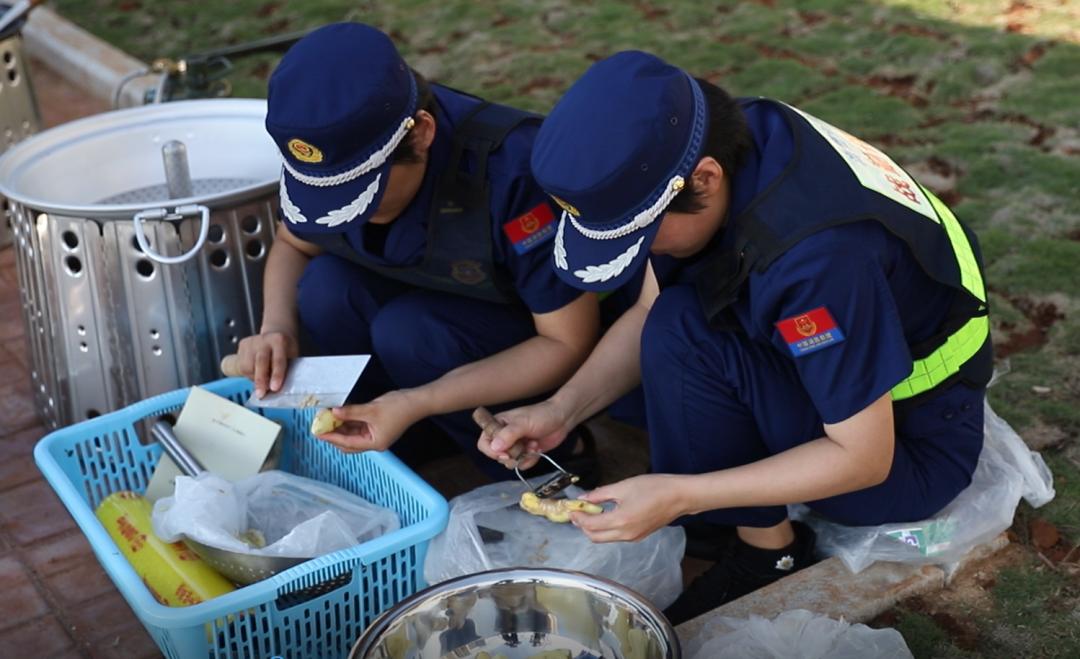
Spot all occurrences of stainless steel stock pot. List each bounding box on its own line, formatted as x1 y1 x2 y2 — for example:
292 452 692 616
0 99 279 427
349 568 681 659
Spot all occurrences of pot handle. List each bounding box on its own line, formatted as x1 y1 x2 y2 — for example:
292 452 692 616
132 204 210 265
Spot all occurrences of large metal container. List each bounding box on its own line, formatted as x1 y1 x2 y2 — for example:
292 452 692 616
0 23 42 247
0 99 279 428
349 568 681 659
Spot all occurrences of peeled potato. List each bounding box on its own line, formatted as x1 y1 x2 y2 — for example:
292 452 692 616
310 408 343 435
520 491 602 523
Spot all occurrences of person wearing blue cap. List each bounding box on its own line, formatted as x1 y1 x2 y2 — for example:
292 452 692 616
479 51 992 621
231 23 602 478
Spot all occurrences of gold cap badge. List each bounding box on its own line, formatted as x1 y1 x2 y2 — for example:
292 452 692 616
551 195 580 217
287 138 324 164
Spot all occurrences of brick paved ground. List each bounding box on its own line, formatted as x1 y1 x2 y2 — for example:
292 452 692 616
0 59 162 659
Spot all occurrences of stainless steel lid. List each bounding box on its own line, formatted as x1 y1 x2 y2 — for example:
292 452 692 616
0 99 279 218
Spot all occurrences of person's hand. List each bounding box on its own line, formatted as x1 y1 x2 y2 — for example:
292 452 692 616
477 400 572 470
234 328 299 398
316 389 425 453
570 474 690 543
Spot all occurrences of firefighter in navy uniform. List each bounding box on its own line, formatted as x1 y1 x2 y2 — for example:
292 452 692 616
232 23 600 478
479 51 992 622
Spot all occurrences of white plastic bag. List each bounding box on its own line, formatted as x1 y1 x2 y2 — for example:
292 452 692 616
153 470 400 558
423 479 686 609
791 401 1055 573
689 610 912 659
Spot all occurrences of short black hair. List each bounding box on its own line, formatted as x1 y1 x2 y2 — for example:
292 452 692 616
390 69 438 164
665 79 753 214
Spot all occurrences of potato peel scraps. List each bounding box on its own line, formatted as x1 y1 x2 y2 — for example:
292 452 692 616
237 528 266 548
519 491 602 523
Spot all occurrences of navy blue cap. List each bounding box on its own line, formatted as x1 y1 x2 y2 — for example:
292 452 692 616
531 51 706 291
266 23 418 231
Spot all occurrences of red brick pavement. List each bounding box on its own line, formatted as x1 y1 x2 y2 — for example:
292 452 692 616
0 59 161 658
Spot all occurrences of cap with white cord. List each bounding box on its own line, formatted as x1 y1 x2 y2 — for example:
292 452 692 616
530 50 708 291
265 22 419 231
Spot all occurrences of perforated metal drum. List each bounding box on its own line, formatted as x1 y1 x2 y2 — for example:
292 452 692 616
0 27 41 247
0 99 279 428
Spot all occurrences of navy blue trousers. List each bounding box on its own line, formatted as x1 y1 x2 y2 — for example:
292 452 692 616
640 286 985 528
297 254 582 479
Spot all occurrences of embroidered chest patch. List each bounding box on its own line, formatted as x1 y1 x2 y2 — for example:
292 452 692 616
503 202 556 254
775 306 846 357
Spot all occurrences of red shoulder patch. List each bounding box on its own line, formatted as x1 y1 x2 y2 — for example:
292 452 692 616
503 202 556 254
775 306 845 357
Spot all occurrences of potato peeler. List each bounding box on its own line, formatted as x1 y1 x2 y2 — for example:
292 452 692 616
472 407 579 499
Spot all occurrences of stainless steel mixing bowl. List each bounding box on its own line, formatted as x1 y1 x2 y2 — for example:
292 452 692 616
349 567 680 659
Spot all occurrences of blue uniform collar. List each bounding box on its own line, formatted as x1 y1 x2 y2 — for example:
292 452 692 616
674 99 792 282
345 87 456 264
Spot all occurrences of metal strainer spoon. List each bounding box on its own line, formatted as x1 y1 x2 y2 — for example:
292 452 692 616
150 420 306 585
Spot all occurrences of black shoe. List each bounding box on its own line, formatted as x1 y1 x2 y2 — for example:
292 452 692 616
561 424 601 490
664 521 817 625
682 521 737 560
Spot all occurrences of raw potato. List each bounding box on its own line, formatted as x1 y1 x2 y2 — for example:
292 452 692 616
519 492 602 523
310 408 343 435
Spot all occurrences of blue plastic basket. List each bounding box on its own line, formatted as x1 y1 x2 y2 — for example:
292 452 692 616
34 378 449 659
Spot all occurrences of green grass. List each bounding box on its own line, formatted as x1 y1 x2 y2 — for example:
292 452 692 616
724 59 834 103
893 610 963 658
988 346 1080 439
990 565 1080 657
987 239 1080 295
801 86 924 137
1038 452 1080 541
888 557 1080 659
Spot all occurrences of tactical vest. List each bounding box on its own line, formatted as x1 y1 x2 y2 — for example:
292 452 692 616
302 95 541 305
695 99 992 402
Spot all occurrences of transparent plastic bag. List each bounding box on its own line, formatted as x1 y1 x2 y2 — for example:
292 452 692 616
423 479 686 608
790 401 1055 573
152 470 400 558
689 610 912 659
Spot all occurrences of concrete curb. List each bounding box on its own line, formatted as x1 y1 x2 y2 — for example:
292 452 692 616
22 6 155 107
676 533 1011 654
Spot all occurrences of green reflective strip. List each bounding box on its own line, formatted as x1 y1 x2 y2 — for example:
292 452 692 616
892 314 989 400
891 188 988 401
924 188 985 302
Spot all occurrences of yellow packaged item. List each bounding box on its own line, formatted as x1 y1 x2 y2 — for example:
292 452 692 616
95 491 235 607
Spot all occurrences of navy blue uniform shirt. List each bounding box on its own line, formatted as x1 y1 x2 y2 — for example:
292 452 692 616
670 101 955 424
292 85 582 315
